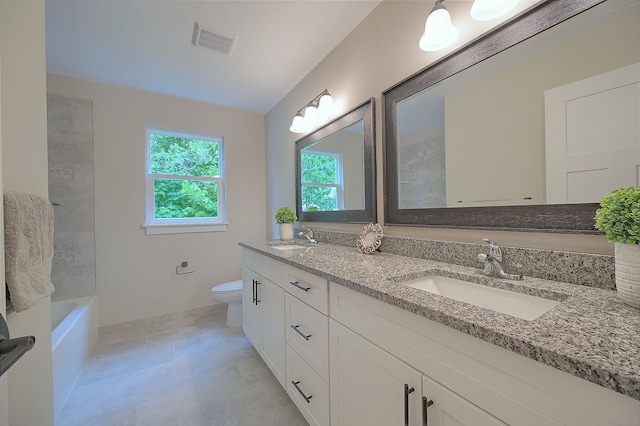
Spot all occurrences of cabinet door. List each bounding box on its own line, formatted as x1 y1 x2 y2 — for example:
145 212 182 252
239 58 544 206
261 278 286 388
330 319 422 426
422 375 506 426
242 266 261 350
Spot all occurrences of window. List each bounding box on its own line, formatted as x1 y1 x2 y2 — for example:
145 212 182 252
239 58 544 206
300 150 343 212
144 126 226 234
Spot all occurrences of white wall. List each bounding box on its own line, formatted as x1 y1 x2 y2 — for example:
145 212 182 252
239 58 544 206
47 74 267 327
266 0 612 255
1 1 54 425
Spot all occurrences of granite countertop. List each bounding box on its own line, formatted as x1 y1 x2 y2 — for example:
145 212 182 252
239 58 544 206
239 240 640 401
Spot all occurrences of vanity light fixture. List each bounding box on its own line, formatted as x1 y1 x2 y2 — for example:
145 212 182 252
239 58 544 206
470 0 520 21
289 90 335 134
419 0 458 52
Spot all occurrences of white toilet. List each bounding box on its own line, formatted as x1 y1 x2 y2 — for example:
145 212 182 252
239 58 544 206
211 279 243 327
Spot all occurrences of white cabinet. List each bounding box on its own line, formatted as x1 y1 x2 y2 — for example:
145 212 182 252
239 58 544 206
242 249 640 426
286 344 330 426
330 319 507 426
284 271 330 426
242 254 286 387
330 319 422 426
422 375 506 426
242 266 261 349
285 293 329 382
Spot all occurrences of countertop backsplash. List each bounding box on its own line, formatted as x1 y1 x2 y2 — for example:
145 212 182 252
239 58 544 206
306 229 615 290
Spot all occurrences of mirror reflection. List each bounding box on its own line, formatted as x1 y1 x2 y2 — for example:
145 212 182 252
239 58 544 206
384 0 639 232
296 98 375 223
395 0 639 210
300 121 364 212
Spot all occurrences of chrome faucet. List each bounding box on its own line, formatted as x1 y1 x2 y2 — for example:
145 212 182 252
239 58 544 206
475 238 522 280
298 226 317 245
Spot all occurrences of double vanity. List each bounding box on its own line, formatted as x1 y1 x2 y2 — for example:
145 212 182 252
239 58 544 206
240 239 640 426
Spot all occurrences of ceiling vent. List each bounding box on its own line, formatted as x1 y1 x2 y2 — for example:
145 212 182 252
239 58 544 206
191 22 237 56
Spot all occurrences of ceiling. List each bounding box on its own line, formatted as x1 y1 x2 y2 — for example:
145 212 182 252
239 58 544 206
45 0 382 115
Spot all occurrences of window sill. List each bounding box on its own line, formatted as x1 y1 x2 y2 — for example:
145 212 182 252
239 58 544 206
143 222 228 235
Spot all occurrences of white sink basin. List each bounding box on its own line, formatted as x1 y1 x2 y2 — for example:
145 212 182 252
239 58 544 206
269 244 305 251
403 275 560 321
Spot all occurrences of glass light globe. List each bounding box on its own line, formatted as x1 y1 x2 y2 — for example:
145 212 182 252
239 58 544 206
289 114 306 133
470 0 520 21
419 7 458 52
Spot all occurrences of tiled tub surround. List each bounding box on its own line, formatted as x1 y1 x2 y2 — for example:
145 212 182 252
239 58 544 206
239 240 640 401
311 229 615 290
47 93 97 300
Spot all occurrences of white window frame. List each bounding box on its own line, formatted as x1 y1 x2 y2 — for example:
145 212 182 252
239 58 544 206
143 126 227 235
301 149 344 211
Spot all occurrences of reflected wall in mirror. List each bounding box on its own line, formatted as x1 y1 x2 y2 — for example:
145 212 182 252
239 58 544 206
384 0 639 232
296 98 375 223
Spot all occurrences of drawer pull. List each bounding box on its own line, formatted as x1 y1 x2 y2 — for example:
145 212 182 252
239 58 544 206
292 380 313 403
290 281 311 292
404 384 415 426
290 324 311 340
422 396 434 426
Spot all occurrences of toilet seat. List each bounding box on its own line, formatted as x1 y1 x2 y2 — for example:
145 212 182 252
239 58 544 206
212 279 243 327
212 280 242 295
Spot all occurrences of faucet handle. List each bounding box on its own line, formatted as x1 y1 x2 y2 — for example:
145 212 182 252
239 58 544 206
482 238 502 262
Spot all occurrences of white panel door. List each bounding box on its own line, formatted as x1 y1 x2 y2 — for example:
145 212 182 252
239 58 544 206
422 375 506 426
242 266 261 350
260 277 285 388
545 62 640 203
329 319 422 426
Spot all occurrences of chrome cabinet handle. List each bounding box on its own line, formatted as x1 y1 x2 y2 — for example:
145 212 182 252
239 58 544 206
290 281 311 292
404 384 415 426
290 324 311 341
422 396 434 426
292 380 312 403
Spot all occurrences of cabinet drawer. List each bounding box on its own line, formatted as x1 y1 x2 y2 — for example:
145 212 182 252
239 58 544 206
286 345 330 426
244 250 286 287
287 267 328 314
285 293 329 382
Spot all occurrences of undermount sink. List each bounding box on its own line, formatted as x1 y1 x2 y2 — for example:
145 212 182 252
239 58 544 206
269 244 305 251
403 275 560 321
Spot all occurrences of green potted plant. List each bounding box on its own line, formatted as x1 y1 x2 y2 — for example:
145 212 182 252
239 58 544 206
275 206 297 241
595 186 640 308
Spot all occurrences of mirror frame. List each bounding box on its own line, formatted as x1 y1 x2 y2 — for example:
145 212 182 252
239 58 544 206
296 98 376 223
383 0 606 234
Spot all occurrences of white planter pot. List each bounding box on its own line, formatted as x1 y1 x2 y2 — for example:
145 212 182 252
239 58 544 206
615 242 640 309
279 223 294 241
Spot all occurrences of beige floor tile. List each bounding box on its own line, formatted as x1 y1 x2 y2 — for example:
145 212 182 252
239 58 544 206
56 304 308 426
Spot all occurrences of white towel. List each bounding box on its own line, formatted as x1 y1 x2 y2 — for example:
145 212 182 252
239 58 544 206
4 191 55 312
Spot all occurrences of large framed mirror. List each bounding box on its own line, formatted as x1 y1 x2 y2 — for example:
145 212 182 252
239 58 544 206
296 98 375 223
384 0 638 233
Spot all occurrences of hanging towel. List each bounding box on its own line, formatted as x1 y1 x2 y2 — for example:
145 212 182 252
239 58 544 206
4 191 55 312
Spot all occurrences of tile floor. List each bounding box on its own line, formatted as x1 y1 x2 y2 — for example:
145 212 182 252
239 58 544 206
56 303 308 426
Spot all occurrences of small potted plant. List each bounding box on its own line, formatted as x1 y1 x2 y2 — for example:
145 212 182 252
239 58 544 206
275 206 297 241
595 186 640 308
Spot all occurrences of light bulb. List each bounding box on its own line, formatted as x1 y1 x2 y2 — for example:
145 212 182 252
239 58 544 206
470 0 520 21
419 4 458 52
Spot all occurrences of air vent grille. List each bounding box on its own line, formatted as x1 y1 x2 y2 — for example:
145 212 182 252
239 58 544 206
191 22 237 55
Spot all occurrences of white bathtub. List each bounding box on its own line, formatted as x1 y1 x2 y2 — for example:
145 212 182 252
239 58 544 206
51 296 98 420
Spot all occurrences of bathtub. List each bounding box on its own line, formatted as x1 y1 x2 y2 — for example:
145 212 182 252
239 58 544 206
51 296 98 420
